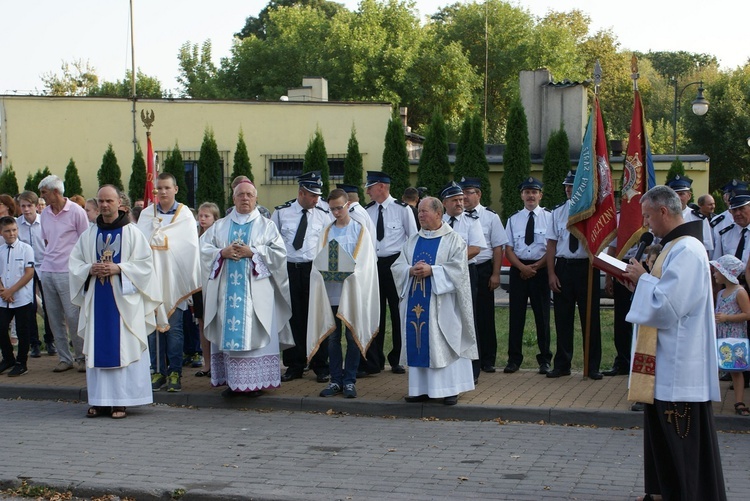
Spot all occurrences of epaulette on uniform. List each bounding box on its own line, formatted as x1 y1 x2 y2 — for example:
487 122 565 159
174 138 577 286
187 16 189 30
691 208 706 220
486 207 497 214
315 205 330 214
552 202 566 211
710 214 725 228
364 201 376 209
719 224 735 236
394 199 409 207
274 200 293 211
544 207 552 212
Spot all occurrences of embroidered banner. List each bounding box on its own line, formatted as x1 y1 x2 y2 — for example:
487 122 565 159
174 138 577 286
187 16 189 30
405 236 441 367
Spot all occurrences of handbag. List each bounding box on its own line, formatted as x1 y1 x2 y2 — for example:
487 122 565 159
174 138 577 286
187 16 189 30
717 337 750 371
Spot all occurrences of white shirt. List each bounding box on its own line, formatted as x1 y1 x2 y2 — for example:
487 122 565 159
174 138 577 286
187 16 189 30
365 195 418 258
505 206 551 261
16 213 44 268
272 199 332 263
349 201 376 249
547 200 589 259
465 205 508 265
0 240 34 308
682 206 713 251
713 221 750 263
442 212 486 264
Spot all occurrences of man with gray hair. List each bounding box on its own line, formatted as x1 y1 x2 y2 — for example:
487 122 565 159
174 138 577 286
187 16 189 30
38 175 89 372
623 185 725 500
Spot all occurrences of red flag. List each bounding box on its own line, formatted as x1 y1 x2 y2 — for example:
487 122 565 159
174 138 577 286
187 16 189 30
144 131 156 206
567 96 617 257
617 90 656 258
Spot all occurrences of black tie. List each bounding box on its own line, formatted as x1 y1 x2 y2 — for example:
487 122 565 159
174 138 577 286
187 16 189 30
376 205 384 241
525 212 535 246
569 235 579 253
292 209 308 251
449 216 456 228
736 227 748 259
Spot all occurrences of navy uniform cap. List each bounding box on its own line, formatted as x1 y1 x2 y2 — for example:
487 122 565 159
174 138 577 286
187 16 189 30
722 179 748 193
518 177 543 191
665 174 693 192
336 184 359 194
729 190 750 210
459 177 482 190
440 181 463 199
298 171 323 195
563 170 576 186
365 171 391 187
417 186 428 198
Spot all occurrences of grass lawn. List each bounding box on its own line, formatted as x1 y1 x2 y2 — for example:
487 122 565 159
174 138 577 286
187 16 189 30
379 305 616 371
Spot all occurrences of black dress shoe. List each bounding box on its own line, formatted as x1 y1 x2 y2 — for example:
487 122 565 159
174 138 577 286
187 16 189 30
538 363 551 375
588 371 604 380
29 346 42 358
503 363 519 374
481 365 496 373
391 365 405 374
404 394 429 403
316 373 331 383
546 368 571 378
603 366 629 376
443 395 458 406
281 372 302 382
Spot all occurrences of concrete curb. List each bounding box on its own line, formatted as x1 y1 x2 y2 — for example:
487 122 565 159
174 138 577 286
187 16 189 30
2 383 747 432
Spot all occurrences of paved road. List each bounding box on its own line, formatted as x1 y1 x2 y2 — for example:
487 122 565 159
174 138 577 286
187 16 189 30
1 399 747 500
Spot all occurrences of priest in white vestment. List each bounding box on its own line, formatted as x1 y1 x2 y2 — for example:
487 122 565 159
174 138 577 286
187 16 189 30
201 181 294 397
69 186 161 419
391 196 477 406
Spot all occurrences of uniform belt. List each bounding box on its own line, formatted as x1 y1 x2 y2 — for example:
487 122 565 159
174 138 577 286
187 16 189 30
288 261 312 269
556 257 589 264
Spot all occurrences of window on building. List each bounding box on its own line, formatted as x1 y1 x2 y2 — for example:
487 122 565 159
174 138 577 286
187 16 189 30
265 154 347 184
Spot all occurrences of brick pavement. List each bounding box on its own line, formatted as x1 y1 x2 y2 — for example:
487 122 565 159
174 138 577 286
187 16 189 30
0 353 747 431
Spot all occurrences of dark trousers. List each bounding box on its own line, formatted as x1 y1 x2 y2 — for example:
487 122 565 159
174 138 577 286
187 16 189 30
29 271 53 349
551 259 601 373
284 262 328 376
0 303 35 367
611 277 633 369
362 253 402 372
507 261 551 367
474 261 498 368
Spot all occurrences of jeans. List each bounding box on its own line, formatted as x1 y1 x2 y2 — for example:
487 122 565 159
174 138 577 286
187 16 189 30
328 306 360 386
41 271 82 365
148 308 184 376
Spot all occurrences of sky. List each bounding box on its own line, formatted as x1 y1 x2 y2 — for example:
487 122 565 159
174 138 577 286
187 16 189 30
2 0 748 96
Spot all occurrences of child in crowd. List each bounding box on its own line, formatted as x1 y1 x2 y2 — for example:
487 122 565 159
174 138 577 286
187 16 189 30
643 243 662 272
194 202 220 378
0 216 36 377
710 254 750 416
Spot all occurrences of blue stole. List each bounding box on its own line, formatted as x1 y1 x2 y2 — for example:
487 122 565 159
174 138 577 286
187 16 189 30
222 220 253 350
405 235 441 367
93 227 123 368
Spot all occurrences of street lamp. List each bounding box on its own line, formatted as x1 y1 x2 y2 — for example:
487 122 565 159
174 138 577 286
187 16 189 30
672 79 709 154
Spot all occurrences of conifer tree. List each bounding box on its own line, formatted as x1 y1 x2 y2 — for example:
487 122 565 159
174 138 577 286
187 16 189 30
196 128 225 212
452 115 472 181
417 109 451 198
666 157 686 181
98 143 124 192
162 143 188 205
227 129 254 207
25 167 52 194
0 165 19 196
468 114 492 207
541 128 571 209
303 127 330 198
63 158 83 197
128 145 146 205
343 125 364 200
381 114 410 200
500 99 531 221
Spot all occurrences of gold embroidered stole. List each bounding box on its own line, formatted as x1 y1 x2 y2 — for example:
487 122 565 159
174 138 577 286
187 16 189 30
628 236 689 404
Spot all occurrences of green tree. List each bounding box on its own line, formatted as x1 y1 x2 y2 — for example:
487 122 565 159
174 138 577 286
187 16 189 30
343 125 364 200
541 128 571 209
227 130 254 207
89 69 163 98
24 167 52 194
236 0 345 40
41 59 99 96
196 129 225 212
666 157 686 182
500 99 531 221
0 165 19 196
303 127 330 198
63 158 83 197
381 114 411 201
417 109 451 198
177 41 222 99
162 144 189 205
469 114 493 207
129 145 147 206
452 115 472 180
97 144 124 192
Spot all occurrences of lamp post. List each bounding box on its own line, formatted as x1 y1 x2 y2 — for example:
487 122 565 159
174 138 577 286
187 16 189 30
672 78 709 154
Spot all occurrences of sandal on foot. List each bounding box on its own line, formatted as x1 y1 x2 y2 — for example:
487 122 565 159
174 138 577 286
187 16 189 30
86 406 110 418
111 407 127 419
195 370 211 377
734 402 750 416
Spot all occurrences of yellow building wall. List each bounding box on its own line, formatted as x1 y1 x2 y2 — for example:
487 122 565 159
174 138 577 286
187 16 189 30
0 96 392 208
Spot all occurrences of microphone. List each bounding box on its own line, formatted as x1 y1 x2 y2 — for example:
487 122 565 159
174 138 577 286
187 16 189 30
633 232 655 263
